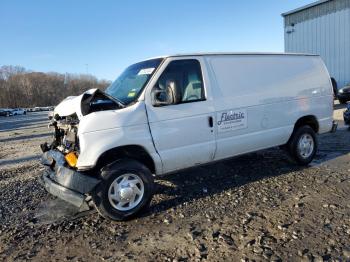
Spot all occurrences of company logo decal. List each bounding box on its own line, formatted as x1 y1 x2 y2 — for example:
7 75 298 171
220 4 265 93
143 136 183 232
217 109 247 132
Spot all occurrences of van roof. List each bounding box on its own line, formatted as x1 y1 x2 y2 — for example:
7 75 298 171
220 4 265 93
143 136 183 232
146 52 318 60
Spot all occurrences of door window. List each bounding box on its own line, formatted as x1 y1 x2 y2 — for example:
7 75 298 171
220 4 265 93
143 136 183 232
154 59 205 105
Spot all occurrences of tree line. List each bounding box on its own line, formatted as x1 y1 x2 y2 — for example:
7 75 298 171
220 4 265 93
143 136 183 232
0 65 111 108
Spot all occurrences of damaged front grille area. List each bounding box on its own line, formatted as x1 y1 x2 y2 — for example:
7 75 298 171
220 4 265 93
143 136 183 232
41 113 80 155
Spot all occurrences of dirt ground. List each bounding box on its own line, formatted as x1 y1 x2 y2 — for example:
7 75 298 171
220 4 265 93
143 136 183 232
0 105 349 262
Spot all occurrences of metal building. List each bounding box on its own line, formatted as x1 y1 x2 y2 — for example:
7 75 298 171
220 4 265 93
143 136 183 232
282 0 350 89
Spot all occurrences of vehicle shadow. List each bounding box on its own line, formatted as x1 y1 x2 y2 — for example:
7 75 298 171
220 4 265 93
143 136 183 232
0 118 48 132
0 132 52 143
0 123 48 133
148 128 350 215
0 155 40 166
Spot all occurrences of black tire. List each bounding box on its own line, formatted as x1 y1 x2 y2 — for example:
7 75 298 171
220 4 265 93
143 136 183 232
331 77 338 97
92 159 154 221
287 125 317 166
339 98 347 104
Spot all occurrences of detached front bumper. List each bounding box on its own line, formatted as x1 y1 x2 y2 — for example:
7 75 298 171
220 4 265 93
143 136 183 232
40 150 100 210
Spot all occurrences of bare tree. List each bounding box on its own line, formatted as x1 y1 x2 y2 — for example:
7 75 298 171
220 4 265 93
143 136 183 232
0 65 111 108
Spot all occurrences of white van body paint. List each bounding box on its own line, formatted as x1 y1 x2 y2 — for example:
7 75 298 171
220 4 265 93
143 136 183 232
56 53 333 175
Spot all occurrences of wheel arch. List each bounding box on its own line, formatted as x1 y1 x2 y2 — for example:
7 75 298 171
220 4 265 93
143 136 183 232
292 115 319 136
94 145 156 174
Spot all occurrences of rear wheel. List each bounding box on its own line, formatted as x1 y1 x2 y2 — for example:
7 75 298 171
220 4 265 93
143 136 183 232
287 125 317 165
92 159 154 221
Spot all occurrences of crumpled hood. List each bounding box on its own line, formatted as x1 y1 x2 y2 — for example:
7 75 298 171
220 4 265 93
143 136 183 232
54 89 98 119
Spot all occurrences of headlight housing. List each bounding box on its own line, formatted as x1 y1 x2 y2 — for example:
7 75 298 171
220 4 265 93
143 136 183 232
65 152 78 167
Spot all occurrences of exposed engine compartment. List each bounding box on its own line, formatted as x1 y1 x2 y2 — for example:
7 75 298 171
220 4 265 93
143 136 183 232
52 114 80 153
41 114 80 155
40 89 122 160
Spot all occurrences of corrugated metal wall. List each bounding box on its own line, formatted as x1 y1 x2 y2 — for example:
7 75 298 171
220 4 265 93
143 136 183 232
284 1 350 88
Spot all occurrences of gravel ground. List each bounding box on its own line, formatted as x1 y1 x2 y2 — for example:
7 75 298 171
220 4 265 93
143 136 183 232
0 106 349 262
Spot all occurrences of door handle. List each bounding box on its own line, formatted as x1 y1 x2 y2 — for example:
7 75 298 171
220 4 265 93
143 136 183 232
208 116 213 128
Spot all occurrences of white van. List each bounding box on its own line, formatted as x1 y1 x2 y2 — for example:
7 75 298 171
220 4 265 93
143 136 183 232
40 53 336 221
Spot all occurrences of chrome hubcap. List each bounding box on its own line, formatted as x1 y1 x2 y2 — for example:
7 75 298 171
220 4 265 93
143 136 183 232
108 173 144 211
298 134 314 158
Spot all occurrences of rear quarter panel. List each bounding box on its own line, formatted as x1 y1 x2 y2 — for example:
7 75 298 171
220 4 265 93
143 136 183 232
205 54 333 160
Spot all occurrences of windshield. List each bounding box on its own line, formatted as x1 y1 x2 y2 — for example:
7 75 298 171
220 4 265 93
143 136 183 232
105 58 163 105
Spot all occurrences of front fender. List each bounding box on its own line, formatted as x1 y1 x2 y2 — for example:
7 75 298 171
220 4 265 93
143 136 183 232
76 124 163 174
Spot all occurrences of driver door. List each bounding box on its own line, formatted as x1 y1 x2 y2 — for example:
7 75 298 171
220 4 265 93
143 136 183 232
145 58 216 174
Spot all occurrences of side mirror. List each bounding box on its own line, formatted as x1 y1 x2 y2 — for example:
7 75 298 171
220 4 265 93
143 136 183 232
151 80 180 106
151 86 173 106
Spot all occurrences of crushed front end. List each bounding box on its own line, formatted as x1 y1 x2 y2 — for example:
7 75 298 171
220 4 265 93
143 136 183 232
39 89 123 210
39 113 100 210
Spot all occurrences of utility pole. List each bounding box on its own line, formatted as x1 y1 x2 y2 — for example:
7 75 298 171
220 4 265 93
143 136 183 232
64 72 68 86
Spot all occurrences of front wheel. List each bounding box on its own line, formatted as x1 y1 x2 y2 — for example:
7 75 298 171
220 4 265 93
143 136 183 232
92 159 154 221
287 125 317 165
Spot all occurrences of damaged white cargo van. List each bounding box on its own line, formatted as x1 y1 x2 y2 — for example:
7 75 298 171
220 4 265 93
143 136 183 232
40 53 336 221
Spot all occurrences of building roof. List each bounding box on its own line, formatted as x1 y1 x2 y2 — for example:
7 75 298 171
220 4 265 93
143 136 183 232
282 0 331 17
282 0 350 26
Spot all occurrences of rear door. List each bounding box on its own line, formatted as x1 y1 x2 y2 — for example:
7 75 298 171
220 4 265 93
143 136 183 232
144 58 216 173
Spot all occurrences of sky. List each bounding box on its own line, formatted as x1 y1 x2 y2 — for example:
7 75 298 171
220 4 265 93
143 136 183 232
0 0 312 81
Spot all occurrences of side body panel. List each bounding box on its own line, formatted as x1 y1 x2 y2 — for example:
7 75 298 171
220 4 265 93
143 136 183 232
205 54 333 161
